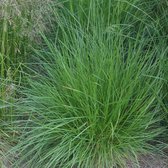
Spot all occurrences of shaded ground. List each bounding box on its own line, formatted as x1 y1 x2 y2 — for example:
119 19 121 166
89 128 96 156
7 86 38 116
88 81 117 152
1 150 167 168
140 155 167 168
127 155 167 168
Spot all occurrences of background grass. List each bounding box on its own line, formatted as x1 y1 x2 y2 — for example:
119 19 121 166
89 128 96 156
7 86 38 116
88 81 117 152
0 0 57 135
0 0 57 166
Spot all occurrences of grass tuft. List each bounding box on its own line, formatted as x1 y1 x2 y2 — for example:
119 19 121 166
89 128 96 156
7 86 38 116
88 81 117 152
12 7 166 167
0 0 167 167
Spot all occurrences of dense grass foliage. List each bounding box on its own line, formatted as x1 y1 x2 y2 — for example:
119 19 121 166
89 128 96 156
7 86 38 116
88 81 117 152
0 0 167 167
58 0 167 33
11 6 167 166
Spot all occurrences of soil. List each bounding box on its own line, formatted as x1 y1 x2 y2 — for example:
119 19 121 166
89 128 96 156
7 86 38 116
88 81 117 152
1 152 167 168
127 155 167 168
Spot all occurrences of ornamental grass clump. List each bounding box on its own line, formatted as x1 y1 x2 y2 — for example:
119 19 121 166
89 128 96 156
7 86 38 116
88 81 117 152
12 9 166 166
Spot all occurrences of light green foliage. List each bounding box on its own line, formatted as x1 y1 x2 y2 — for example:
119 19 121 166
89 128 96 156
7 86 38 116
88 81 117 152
12 3 166 167
0 0 167 167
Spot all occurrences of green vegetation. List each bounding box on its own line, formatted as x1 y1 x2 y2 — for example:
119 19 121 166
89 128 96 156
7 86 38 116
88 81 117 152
0 0 168 167
0 0 55 135
0 0 55 166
